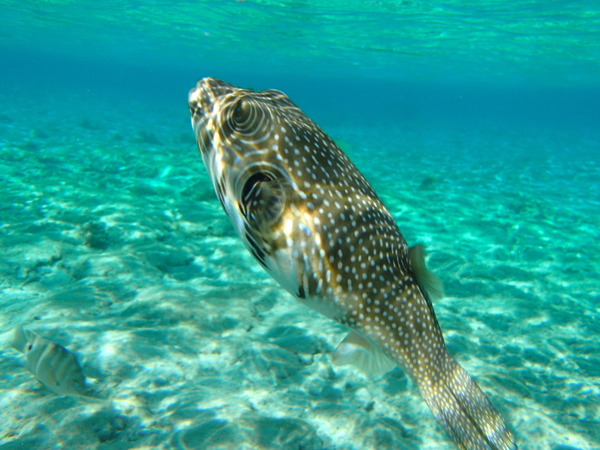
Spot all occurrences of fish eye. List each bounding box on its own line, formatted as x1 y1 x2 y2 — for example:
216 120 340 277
27 344 33 351
232 99 246 123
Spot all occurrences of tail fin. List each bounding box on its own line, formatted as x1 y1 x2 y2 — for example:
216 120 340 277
420 354 517 449
11 326 29 353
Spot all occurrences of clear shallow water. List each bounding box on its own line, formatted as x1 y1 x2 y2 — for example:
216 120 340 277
2 0 600 86
1 1 599 449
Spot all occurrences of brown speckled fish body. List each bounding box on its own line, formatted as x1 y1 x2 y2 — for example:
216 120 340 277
188 78 516 449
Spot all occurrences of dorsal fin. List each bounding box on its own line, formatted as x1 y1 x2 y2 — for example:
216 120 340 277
409 244 444 301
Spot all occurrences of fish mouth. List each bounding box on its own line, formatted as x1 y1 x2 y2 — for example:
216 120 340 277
189 78 239 156
188 86 206 127
188 85 212 157
188 77 235 119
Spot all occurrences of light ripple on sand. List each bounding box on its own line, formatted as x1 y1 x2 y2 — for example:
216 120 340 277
0 88 598 448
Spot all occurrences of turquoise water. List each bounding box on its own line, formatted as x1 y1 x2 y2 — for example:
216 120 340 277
1 1 599 449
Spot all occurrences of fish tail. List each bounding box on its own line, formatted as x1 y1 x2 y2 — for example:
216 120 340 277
11 326 28 353
419 354 517 449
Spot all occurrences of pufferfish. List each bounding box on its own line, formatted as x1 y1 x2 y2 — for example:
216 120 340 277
188 77 516 449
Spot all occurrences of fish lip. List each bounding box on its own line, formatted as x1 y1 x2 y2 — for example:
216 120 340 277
189 86 213 158
188 86 208 138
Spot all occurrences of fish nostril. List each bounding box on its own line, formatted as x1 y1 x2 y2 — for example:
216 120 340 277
190 104 203 116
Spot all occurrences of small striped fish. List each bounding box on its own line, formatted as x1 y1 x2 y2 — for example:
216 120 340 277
188 77 517 449
12 327 87 396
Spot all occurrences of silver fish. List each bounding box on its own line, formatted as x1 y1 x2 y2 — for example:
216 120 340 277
188 77 517 449
12 327 87 396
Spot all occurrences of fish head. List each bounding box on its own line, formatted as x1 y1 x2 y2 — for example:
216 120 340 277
188 78 332 285
188 77 310 237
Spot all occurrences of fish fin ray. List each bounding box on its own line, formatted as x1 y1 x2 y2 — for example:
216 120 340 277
11 326 30 353
409 244 444 301
242 175 289 229
332 332 396 378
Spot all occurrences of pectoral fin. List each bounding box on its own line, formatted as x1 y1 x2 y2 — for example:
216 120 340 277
332 332 396 378
241 173 288 230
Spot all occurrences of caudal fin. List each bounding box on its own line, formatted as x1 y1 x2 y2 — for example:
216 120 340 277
11 326 29 353
420 354 517 449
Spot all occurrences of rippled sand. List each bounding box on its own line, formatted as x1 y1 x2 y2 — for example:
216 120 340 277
1 86 598 449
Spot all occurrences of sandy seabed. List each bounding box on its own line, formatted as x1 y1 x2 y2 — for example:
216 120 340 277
0 86 598 449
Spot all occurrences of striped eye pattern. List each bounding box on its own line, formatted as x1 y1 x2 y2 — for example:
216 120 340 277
190 78 304 155
222 96 269 143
